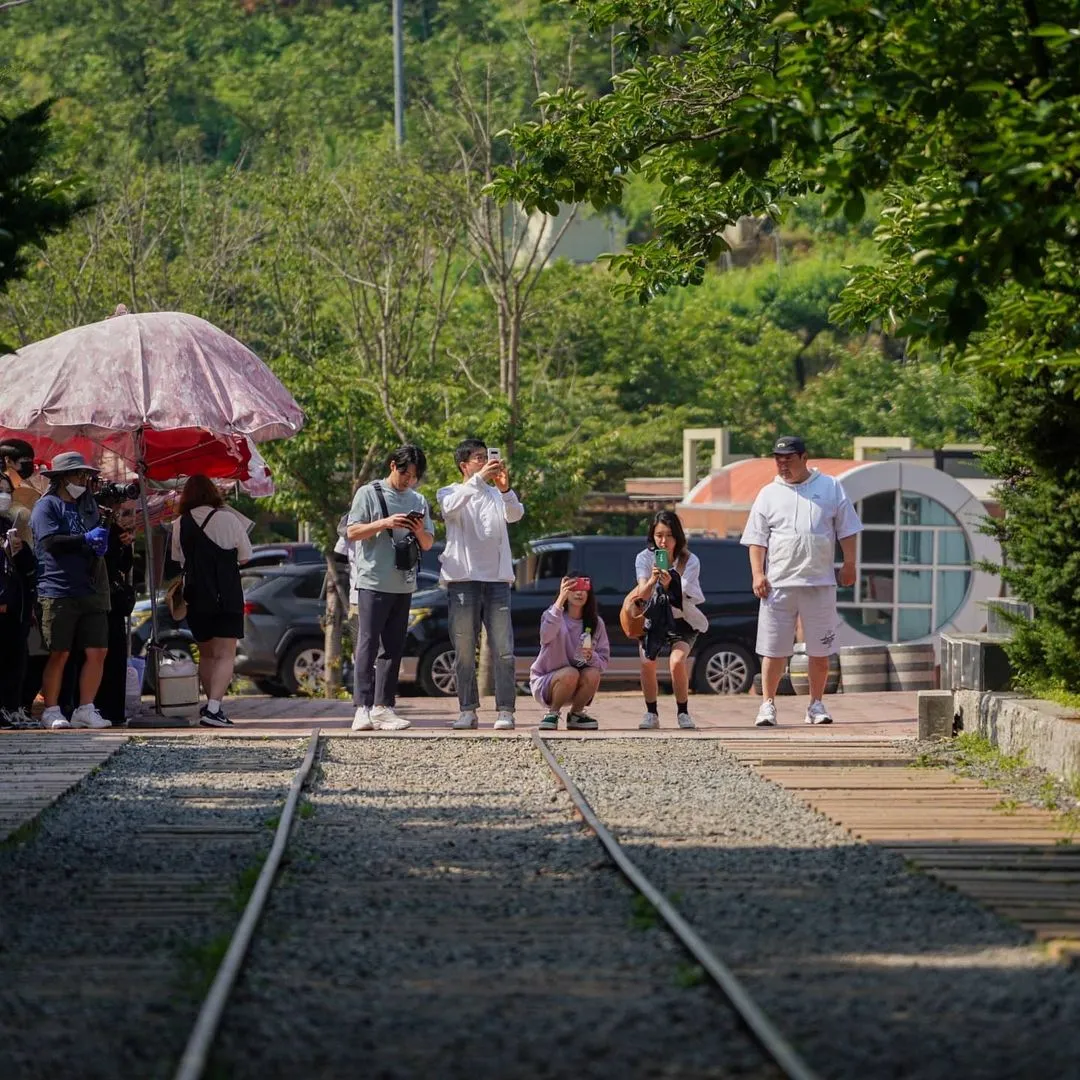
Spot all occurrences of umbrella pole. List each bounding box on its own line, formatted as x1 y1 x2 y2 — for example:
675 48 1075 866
134 431 163 716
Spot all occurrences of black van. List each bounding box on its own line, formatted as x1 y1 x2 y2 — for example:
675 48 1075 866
400 534 759 697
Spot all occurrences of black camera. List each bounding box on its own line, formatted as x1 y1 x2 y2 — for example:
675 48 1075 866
95 479 141 505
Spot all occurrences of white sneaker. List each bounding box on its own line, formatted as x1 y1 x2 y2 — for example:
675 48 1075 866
639 711 659 730
451 711 478 730
71 704 110 729
370 705 411 731
676 711 696 730
805 699 833 725
351 706 373 731
42 706 71 730
493 711 515 731
755 700 778 727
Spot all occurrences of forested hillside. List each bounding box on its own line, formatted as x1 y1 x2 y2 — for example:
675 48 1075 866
0 0 975 542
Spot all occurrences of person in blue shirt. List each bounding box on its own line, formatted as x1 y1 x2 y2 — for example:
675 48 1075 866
29 452 112 730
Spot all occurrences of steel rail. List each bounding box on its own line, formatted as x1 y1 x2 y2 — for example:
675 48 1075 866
174 729 322 1080
532 733 820 1080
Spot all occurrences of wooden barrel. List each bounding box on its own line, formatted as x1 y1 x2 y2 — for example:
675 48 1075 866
753 672 796 696
788 647 841 695
839 645 889 693
887 642 936 691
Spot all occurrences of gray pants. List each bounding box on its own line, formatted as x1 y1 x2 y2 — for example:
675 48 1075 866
446 580 516 712
353 588 411 708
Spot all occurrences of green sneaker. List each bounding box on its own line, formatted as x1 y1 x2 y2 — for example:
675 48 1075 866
538 713 559 730
566 711 598 731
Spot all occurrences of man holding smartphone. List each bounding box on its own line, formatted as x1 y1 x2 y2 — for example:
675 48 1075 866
438 438 525 731
346 445 435 731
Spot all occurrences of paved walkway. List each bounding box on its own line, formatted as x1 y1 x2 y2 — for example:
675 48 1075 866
121 689 919 738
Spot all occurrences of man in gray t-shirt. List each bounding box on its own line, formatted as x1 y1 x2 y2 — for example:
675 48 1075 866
345 445 434 731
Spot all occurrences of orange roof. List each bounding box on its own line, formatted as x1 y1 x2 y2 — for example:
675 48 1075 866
685 458 859 507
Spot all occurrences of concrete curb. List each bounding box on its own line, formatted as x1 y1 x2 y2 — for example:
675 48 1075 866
954 689 1080 781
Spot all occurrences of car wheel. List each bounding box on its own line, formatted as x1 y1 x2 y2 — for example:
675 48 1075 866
279 640 325 696
693 642 756 694
418 643 457 697
253 678 290 698
144 639 199 693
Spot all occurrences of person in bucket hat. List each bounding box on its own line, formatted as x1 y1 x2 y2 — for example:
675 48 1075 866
29 452 113 729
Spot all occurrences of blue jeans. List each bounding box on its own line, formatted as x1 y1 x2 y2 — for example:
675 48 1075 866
446 581 516 712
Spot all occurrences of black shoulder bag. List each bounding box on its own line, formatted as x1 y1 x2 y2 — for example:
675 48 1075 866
372 482 420 573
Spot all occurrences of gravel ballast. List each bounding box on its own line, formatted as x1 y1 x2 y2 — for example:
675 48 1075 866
211 738 780 1079
0 737 307 1080
556 738 1080 1080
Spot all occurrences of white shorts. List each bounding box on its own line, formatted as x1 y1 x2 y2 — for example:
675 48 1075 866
756 586 839 658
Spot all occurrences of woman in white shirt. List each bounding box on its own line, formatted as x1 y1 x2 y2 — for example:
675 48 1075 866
170 475 253 727
631 511 708 731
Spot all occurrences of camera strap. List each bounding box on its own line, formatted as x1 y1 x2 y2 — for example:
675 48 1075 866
371 482 392 526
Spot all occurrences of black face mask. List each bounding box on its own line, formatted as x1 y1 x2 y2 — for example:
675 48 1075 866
15 459 34 481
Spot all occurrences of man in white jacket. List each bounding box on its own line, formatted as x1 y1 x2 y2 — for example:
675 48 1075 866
741 436 862 727
438 438 525 731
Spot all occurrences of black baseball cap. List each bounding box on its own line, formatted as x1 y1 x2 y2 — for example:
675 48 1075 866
772 436 807 456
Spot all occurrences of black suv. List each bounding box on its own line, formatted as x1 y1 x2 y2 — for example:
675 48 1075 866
400 535 759 696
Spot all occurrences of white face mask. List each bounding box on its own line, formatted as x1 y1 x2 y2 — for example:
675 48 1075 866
0 493 11 513
66 482 87 499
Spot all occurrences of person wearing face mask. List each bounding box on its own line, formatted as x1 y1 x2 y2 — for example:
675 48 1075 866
0 439 42 541
0 473 38 728
345 445 434 732
29 452 112 730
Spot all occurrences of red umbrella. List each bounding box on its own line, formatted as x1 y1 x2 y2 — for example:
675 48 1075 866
0 308 303 658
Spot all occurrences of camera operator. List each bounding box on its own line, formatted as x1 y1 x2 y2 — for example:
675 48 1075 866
93 487 138 725
29 452 112 729
0 473 37 728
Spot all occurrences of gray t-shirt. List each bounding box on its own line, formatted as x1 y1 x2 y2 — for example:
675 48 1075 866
347 481 433 594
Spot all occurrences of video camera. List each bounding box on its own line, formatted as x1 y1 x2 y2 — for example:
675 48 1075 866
94 479 141 507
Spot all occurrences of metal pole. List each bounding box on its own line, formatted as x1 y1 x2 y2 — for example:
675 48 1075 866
134 428 163 714
392 0 405 146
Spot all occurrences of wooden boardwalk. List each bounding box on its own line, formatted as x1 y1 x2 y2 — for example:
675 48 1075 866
724 738 1080 947
0 733 127 841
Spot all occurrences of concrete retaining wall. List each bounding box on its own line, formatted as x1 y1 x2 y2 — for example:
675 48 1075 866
954 690 1080 782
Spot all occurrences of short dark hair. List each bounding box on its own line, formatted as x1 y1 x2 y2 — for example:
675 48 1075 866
647 510 688 564
0 438 33 464
178 474 225 516
0 472 13 494
387 444 426 481
454 438 487 472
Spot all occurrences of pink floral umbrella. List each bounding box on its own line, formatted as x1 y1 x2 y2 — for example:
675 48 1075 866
0 308 304 657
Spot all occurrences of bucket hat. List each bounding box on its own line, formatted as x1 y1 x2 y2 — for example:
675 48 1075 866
42 451 100 478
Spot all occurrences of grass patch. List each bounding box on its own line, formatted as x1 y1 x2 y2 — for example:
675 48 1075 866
674 962 707 989
993 798 1020 815
178 933 231 996
630 893 660 931
230 862 264 913
299 799 316 820
0 817 41 851
1020 682 1080 713
953 733 1027 774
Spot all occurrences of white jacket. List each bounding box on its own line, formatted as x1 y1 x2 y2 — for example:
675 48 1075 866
740 469 862 588
437 474 525 583
635 548 709 633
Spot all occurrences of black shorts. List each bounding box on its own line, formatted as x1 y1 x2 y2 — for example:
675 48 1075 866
186 609 244 643
639 618 699 659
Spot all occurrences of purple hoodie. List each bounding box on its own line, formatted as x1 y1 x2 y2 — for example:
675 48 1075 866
529 603 611 692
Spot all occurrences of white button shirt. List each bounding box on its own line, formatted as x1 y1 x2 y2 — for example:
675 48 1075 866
437 474 524 583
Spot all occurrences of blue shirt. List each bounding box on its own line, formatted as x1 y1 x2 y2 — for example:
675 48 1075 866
30 493 101 599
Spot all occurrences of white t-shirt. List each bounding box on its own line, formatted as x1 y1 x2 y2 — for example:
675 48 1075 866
437 474 524 583
634 547 709 633
171 505 254 567
740 469 862 588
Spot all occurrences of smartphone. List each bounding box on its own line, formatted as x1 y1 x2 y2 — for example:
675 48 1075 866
406 510 424 521
487 448 501 461
654 549 670 571
573 576 591 591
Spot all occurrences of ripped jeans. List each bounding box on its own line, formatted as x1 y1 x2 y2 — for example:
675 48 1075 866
446 580 516 712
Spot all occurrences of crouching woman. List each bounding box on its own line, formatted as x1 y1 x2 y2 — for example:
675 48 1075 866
530 575 610 731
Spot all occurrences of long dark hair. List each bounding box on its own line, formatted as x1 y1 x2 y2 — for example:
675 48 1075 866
647 510 688 564
566 570 600 632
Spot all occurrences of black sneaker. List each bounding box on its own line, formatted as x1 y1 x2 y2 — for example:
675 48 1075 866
538 713 559 731
566 711 598 731
199 705 233 728
0 710 14 729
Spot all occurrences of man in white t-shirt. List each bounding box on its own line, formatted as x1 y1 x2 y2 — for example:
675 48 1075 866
741 436 862 727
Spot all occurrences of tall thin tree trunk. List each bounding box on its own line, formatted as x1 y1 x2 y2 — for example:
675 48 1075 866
323 554 344 698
